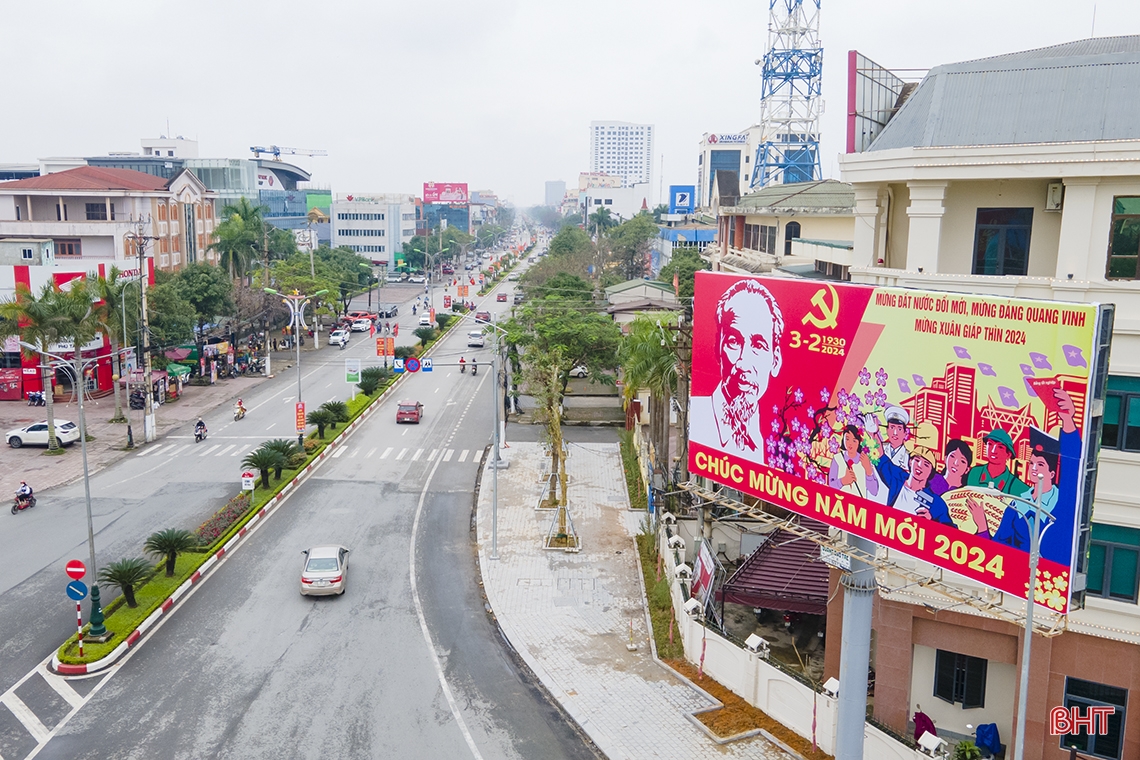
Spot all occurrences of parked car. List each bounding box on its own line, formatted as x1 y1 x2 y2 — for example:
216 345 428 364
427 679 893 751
351 319 372 332
396 399 424 424
299 545 349 596
508 273 520 281
569 365 588 378
513 293 524 305
475 311 492 323
346 310 374 321
467 330 485 348
496 293 508 302
329 329 350 347
7 419 80 448
377 304 399 318
386 274 405 283
408 274 426 284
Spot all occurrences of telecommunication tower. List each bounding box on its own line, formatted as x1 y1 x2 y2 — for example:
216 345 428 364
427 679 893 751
751 0 823 189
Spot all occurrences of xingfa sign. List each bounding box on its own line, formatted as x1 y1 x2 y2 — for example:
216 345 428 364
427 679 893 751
706 133 748 145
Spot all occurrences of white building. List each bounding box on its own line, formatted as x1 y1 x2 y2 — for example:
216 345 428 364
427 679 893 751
589 121 654 193
834 37 1140 760
330 193 416 264
696 127 762 208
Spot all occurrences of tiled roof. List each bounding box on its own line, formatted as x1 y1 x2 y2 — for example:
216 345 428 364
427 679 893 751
0 166 170 192
734 179 854 211
719 518 831 615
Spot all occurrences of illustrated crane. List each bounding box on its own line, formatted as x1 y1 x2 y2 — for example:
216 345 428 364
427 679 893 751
249 145 328 160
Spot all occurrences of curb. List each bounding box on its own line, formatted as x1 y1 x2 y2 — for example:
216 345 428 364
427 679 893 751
50 368 405 677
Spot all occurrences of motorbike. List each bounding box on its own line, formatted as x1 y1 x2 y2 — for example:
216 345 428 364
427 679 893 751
471 363 478 376
233 405 246 422
26 391 45 406
11 494 36 514
339 340 346 351
194 426 208 443
460 362 466 374
129 390 146 410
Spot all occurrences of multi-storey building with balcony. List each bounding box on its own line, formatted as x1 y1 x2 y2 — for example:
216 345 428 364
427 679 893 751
825 36 1140 760
0 165 217 272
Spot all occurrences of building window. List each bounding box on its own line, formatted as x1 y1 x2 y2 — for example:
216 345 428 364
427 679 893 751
21 248 33 260
785 221 801 257
933 649 987 709
1106 196 1140 279
972 208 1032 276
1086 523 1140 603
85 203 114 221
1101 375 1140 451
56 204 68 221
1062 677 1127 759
55 239 81 257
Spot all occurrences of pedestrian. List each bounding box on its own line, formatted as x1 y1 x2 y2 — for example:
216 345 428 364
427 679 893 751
273 339 278 352
299 334 305 347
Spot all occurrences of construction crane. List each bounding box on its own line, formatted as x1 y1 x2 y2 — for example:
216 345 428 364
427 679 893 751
249 145 328 160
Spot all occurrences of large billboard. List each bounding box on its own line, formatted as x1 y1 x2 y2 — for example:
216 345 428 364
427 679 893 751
688 272 1110 613
669 185 695 214
423 182 468 204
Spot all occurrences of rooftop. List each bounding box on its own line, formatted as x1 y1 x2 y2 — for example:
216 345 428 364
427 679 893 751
0 166 170 192
729 179 854 212
869 35 1140 151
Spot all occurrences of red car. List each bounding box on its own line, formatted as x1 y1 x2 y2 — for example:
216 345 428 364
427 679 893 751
475 311 492 323
396 400 424 424
496 293 508 302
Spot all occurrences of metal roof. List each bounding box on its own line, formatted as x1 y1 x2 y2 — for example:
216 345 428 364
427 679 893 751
869 35 1140 151
731 179 854 211
0 166 170 192
719 518 831 615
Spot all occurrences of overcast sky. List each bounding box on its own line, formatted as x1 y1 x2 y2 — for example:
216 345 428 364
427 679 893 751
4 0 1140 207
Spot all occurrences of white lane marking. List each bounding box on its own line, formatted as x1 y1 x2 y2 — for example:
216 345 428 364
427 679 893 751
1 691 51 743
443 449 453 462
266 423 275 430
231 445 250 457
198 444 220 457
324 382 332 388
215 444 236 457
348 448 359 459
135 444 162 457
380 447 393 460
39 666 83 709
458 450 469 462
434 387 439 393
427 449 438 461
164 444 187 457
283 397 293 403
332 447 347 459
410 444 485 760
396 448 408 460
402 428 409 436
411 448 423 461
366 448 376 458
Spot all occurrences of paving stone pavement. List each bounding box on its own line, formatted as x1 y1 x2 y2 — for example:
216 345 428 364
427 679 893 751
476 441 789 760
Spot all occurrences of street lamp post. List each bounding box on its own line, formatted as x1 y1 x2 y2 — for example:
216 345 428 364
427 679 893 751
124 225 157 442
265 288 327 447
119 277 142 448
22 341 109 637
472 314 508 560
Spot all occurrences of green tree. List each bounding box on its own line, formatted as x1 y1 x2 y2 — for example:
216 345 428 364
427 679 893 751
414 326 436 346
609 215 658 280
91 268 132 423
144 281 198 348
530 272 593 302
98 558 152 608
172 263 235 350
242 448 284 488
657 247 710 301
548 226 593 259
144 528 199 577
619 315 679 477
588 207 618 234
306 408 335 438
651 204 669 223
505 295 621 396
211 197 266 279
320 401 349 431
261 439 301 476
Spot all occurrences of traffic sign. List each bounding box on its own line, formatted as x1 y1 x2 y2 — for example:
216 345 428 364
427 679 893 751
241 471 256 491
406 357 421 373
65 560 86 580
393 358 405 373
422 358 433 372
66 580 88 601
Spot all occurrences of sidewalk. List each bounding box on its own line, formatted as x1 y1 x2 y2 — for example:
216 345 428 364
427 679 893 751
476 441 789 760
0 375 263 497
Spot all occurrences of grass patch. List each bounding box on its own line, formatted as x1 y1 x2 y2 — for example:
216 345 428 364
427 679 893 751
58 553 201 664
620 429 647 511
636 533 685 660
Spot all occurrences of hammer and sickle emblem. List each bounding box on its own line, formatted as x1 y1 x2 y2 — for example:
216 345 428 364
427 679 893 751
802 284 839 329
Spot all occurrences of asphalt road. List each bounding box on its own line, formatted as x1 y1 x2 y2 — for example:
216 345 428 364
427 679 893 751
0 236 595 759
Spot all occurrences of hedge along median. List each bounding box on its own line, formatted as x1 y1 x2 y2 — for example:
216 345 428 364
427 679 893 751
53 372 408 673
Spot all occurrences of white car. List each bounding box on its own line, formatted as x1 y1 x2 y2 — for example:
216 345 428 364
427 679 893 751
408 275 426 284
467 330 485 348
569 365 588 378
508 273 520 281
7 419 80 448
386 274 404 283
350 319 372 332
329 329 350 347
299 545 350 596
418 315 432 327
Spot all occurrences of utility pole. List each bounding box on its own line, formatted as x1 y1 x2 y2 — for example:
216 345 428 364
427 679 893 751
128 221 158 442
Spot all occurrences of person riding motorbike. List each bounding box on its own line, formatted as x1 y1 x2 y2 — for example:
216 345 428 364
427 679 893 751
16 481 33 507
471 358 478 376
194 417 207 442
459 356 466 374
234 399 247 421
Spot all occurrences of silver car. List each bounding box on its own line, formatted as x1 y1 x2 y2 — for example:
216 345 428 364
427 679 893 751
300 545 350 596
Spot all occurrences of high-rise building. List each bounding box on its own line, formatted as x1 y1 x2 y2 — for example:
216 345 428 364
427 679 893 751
589 121 654 191
545 180 566 208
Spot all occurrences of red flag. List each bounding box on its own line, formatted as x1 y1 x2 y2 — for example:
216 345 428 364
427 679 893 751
393 323 399 336
369 321 376 338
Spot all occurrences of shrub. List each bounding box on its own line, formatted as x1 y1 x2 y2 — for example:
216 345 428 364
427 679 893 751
394 346 416 359
320 401 349 429
261 439 300 478
302 439 321 454
306 409 334 438
98 558 153 608
436 314 453 331
414 326 436 346
243 448 285 487
195 492 252 545
144 528 199 577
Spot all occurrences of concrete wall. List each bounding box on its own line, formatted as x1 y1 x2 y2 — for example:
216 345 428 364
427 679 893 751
910 644 1017 741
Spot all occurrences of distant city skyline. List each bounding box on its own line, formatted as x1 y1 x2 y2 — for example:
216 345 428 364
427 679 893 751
1 1 1138 207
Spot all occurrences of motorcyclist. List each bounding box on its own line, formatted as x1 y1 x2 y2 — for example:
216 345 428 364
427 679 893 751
16 481 32 506
195 417 207 439
234 399 247 419
459 356 466 373
471 358 478 376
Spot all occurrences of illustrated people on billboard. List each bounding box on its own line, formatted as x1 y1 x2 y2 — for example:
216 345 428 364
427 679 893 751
688 279 784 464
929 439 973 496
965 428 1027 495
969 389 1082 566
828 425 883 502
880 405 912 470
873 446 956 525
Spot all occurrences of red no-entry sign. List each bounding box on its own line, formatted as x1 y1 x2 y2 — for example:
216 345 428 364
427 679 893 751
65 559 86 580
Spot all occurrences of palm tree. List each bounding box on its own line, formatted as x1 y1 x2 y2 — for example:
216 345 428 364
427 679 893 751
211 197 266 279
242 448 284 489
306 409 334 438
92 267 130 424
144 528 199 577
320 401 349 431
260 439 299 478
619 315 679 477
98 558 152 608
589 207 617 235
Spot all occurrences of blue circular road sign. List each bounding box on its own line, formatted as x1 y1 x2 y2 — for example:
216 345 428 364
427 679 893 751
405 357 421 373
66 580 88 601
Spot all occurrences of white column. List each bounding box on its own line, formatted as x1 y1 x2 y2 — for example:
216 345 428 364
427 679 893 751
1054 179 1101 281
852 184 883 268
905 181 949 273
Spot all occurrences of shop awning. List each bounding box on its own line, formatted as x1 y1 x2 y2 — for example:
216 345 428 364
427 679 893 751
719 518 831 615
166 364 191 378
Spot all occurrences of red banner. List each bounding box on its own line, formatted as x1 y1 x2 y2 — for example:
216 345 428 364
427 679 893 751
295 402 306 433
